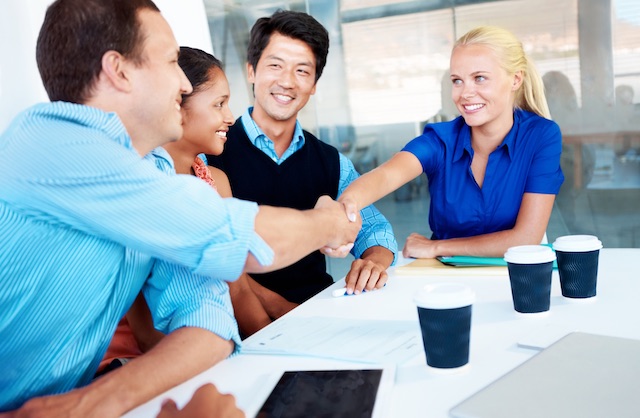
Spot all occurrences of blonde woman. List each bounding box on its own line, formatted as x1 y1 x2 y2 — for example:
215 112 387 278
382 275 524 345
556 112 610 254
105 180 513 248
340 26 564 259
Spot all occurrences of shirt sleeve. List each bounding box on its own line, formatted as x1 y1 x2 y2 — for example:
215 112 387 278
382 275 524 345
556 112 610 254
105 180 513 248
1 125 273 281
524 120 565 194
401 127 445 177
144 259 241 355
337 153 398 264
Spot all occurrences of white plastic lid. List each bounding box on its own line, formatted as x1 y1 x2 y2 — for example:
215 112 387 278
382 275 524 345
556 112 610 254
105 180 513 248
552 235 603 252
503 245 556 264
414 283 475 309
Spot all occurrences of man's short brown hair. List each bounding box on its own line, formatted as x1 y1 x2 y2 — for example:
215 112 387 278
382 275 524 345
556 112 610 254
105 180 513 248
36 0 159 103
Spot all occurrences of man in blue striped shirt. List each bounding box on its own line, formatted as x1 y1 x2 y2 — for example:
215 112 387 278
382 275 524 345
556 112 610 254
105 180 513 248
0 0 361 416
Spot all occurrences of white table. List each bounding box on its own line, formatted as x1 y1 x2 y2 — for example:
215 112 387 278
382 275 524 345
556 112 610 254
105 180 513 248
123 249 640 417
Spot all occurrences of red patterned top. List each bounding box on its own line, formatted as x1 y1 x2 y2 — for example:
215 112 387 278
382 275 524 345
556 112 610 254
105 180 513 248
192 156 216 189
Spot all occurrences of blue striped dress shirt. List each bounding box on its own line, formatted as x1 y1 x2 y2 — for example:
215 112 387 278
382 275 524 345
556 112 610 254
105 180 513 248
240 108 397 261
0 102 272 410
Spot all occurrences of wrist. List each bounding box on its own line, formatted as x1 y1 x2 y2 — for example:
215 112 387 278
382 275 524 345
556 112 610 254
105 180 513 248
89 367 139 415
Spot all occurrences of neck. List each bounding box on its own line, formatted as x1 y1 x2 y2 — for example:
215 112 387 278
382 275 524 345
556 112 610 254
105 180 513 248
471 112 514 154
250 110 296 157
83 90 166 158
163 141 198 175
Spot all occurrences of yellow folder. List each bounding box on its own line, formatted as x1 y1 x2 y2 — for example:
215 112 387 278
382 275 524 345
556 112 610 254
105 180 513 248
395 258 508 276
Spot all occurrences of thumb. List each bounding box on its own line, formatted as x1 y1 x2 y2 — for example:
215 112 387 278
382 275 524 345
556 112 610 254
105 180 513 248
341 199 358 223
157 399 179 417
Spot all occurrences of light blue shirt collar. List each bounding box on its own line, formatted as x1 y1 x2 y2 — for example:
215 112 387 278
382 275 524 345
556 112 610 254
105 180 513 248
240 107 305 164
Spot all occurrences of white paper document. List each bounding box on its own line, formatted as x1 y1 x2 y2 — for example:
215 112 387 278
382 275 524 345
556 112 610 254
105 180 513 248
241 316 424 365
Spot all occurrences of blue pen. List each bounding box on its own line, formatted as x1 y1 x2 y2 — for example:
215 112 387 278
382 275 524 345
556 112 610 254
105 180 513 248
331 284 385 297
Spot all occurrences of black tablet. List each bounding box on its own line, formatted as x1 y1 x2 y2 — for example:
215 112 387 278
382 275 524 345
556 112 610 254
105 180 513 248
256 368 393 418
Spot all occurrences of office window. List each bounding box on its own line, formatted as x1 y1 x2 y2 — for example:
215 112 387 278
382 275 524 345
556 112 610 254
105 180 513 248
203 0 640 277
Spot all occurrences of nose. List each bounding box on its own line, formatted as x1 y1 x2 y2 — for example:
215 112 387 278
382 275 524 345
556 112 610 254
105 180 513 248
223 106 234 125
179 67 193 95
277 69 295 89
461 84 475 100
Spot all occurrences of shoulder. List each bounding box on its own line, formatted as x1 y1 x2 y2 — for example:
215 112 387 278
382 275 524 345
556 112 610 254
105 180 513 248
405 117 465 152
516 110 560 133
303 129 339 156
208 166 232 197
515 110 561 146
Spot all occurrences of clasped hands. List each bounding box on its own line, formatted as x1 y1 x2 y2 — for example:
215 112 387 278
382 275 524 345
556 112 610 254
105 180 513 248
315 195 361 258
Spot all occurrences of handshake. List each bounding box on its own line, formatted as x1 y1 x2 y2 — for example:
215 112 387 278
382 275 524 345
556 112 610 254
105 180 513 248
315 196 362 258
314 195 362 258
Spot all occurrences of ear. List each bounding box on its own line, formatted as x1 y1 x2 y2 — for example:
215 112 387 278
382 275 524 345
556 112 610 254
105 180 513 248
512 70 524 91
100 50 133 93
246 62 256 84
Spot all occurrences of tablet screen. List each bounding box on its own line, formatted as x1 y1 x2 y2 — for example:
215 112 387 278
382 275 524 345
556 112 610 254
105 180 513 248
256 369 383 418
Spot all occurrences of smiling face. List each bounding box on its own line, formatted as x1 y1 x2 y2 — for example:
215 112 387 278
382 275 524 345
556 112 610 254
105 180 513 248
181 67 234 156
450 44 522 136
247 32 317 129
126 9 192 149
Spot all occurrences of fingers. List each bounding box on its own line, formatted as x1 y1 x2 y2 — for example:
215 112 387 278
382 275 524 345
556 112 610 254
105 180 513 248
344 260 389 295
157 399 179 418
315 196 361 250
340 198 358 223
321 243 354 258
157 384 244 418
403 233 437 259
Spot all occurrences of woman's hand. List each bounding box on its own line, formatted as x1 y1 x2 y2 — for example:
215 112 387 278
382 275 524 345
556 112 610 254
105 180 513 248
402 233 440 259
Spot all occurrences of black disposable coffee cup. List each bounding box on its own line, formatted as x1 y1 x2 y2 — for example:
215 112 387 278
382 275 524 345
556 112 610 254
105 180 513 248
414 283 475 370
552 235 602 299
504 245 556 314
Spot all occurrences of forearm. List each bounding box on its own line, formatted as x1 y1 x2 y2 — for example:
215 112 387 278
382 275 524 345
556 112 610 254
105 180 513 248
228 274 272 336
246 276 298 319
430 228 543 258
360 246 395 269
408 193 555 258
89 327 233 416
126 293 164 352
340 152 422 209
247 197 360 273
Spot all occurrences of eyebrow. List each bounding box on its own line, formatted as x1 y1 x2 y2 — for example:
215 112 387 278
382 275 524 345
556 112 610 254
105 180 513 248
264 54 314 68
450 70 490 78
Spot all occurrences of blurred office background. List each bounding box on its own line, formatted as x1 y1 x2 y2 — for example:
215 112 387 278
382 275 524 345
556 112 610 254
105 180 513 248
1 0 638 278
202 0 640 277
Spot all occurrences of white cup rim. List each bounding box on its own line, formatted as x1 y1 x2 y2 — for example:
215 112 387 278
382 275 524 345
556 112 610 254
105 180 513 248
552 235 603 252
504 245 556 264
414 283 475 309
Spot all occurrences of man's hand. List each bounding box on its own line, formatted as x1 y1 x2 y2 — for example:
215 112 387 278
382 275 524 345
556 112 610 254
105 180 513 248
402 233 440 259
344 246 393 295
156 384 244 418
314 196 361 257
344 258 388 295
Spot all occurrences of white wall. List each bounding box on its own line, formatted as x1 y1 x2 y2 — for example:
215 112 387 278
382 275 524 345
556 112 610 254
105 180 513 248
0 0 212 133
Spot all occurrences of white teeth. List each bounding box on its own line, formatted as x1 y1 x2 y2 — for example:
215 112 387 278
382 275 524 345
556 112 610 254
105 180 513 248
216 131 227 138
274 94 292 102
176 103 181 111
465 104 484 111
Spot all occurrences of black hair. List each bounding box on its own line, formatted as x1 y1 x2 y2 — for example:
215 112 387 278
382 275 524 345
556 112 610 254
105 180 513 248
178 46 223 105
247 9 329 83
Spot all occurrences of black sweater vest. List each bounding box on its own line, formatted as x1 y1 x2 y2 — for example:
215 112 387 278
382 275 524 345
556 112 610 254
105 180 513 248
207 120 340 303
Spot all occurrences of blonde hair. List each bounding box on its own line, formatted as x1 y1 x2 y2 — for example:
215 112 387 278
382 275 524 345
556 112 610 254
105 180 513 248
454 26 550 119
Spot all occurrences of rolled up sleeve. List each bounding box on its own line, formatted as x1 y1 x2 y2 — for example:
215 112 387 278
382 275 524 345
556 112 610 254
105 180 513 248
144 260 242 355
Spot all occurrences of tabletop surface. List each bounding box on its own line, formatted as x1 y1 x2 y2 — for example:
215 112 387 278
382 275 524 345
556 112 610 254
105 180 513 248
123 248 640 418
